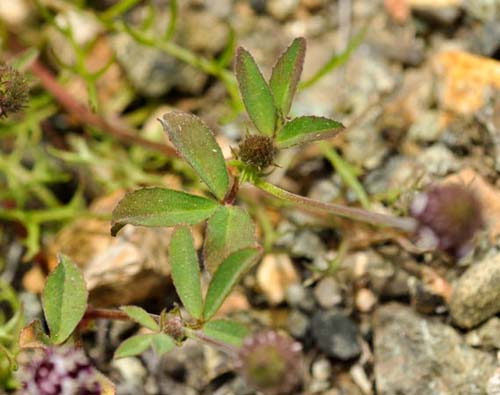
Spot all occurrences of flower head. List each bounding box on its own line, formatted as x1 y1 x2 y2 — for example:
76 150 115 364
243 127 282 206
237 330 302 395
238 135 277 171
410 183 484 257
0 65 29 118
18 347 102 395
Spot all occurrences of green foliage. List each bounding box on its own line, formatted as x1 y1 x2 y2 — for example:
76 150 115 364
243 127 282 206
269 37 306 117
120 306 160 332
6 0 371 388
234 37 344 179
151 333 175 355
202 319 249 347
114 332 175 359
107 36 349 359
42 255 88 344
204 247 261 321
276 116 344 148
203 206 256 274
0 280 23 390
235 48 277 136
169 227 204 320
114 334 155 359
160 112 230 201
111 188 219 236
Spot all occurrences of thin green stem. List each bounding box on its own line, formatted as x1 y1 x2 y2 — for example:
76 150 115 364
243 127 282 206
254 179 418 233
318 141 370 209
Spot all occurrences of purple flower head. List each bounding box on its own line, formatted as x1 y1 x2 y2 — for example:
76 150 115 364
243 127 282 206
237 330 302 395
18 347 102 395
410 183 484 258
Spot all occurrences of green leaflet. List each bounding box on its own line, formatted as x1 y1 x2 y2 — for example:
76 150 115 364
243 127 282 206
269 37 306 117
203 206 256 274
276 116 344 148
160 111 229 201
111 188 219 236
120 306 160 332
169 227 204 319
42 255 88 344
203 247 261 321
235 47 277 136
202 319 249 347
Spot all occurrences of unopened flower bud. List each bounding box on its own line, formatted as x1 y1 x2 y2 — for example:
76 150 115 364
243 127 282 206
410 183 484 257
237 330 302 395
18 347 102 395
0 65 29 118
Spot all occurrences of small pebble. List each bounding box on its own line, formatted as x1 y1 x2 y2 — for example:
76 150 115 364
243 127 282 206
450 252 500 328
267 0 300 20
465 317 500 349
311 311 361 360
355 288 377 313
257 253 299 305
312 358 332 382
314 277 343 309
288 309 310 338
112 357 147 387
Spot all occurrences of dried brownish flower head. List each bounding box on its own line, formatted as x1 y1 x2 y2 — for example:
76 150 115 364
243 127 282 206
238 135 277 171
0 65 29 118
17 347 102 395
237 330 302 395
410 183 484 257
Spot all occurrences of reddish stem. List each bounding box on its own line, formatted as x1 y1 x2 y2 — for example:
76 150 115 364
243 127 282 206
28 59 178 157
8 34 178 158
83 306 150 322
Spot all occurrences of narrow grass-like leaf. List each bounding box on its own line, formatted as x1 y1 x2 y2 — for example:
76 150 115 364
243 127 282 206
203 247 261 321
120 306 159 332
111 188 219 236
235 47 277 136
160 112 229 201
151 333 175 356
42 255 88 344
269 37 306 116
114 334 153 359
203 206 256 274
276 116 344 148
202 319 250 346
300 23 369 89
169 227 204 319
319 141 370 209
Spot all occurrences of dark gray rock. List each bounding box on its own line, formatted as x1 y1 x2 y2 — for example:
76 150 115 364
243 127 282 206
311 311 361 360
374 304 495 395
450 252 500 328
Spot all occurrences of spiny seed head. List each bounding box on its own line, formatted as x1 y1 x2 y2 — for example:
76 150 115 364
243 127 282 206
0 65 29 118
237 330 302 395
410 183 484 258
17 347 102 395
238 135 277 171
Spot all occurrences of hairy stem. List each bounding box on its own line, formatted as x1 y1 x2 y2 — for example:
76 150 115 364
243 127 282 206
185 328 239 358
254 179 418 232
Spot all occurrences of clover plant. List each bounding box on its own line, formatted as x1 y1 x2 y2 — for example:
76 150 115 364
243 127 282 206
20 37 484 395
